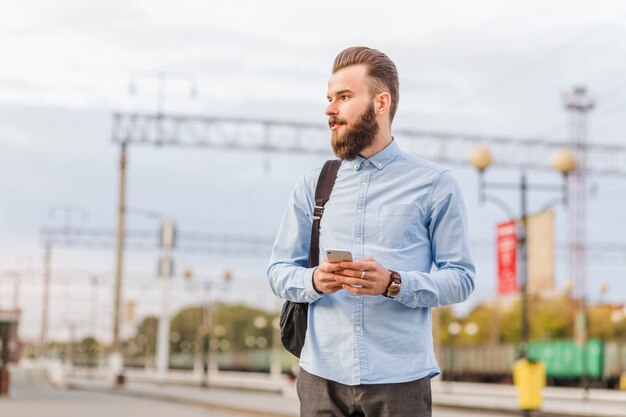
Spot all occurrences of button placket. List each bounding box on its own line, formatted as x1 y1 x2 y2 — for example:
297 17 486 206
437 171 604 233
352 165 371 384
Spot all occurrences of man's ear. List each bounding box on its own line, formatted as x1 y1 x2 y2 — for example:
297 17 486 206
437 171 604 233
375 92 391 116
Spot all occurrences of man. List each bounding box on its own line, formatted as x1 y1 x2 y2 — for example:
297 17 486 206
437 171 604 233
268 46 475 417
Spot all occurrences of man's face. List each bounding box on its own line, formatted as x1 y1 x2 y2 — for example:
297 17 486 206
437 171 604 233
326 65 379 160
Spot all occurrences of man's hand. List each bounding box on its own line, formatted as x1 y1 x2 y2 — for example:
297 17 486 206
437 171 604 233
313 258 345 294
334 257 392 296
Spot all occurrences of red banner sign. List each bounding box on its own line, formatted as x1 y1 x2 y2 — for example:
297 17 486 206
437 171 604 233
496 221 518 295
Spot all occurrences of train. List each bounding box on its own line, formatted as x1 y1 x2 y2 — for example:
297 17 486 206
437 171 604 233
440 339 626 388
121 349 299 375
112 339 626 389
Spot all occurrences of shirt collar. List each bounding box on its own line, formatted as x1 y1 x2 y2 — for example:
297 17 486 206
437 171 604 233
351 138 400 171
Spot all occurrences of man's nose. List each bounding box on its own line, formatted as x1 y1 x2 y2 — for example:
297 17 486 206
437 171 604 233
325 101 338 117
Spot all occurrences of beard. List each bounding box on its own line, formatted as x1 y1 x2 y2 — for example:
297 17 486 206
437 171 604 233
330 103 379 161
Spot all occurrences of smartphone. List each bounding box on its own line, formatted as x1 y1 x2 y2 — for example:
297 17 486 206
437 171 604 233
325 249 353 263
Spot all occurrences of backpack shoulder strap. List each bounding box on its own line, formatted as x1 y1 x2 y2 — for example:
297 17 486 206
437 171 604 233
307 159 341 268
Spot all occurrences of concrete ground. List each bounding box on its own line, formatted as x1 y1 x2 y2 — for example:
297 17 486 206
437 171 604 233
5 363 626 417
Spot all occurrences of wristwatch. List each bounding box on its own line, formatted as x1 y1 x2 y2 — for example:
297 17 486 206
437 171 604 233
384 270 402 298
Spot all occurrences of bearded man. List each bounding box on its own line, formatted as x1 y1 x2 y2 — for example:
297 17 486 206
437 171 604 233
268 46 475 417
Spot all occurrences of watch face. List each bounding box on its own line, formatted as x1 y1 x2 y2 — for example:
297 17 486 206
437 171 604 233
387 283 401 298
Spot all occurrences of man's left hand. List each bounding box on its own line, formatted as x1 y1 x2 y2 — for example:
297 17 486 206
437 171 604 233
335 257 392 296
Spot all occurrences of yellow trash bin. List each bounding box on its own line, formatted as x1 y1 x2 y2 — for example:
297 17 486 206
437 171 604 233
619 372 626 391
513 358 546 410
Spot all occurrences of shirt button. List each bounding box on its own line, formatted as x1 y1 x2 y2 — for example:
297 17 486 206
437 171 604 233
364 161 370 167
361 181 367 186
354 237 361 243
355 326 362 332
355 295 362 300
357 208 363 214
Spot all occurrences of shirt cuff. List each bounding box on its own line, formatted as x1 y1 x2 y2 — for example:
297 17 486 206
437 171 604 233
303 267 323 302
392 271 412 304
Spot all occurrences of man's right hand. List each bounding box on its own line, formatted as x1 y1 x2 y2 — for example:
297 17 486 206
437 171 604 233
313 258 344 294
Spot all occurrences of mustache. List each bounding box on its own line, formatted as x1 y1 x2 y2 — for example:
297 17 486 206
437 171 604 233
328 117 347 126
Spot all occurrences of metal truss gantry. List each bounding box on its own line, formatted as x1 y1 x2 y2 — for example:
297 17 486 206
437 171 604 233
39 226 274 256
112 113 626 176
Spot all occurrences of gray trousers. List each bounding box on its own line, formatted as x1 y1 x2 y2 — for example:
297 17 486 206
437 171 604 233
297 368 432 417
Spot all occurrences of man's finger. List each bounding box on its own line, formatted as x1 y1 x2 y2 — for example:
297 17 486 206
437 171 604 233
335 275 372 287
341 284 372 295
335 269 363 278
339 261 373 270
320 262 345 273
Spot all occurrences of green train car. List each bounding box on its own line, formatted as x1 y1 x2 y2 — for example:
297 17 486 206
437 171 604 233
441 340 626 388
526 339 603 381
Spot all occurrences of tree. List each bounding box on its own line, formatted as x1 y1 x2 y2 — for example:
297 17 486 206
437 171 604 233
133 315 158 357
213 304 275 351
166 303 277 353
169 306 203 353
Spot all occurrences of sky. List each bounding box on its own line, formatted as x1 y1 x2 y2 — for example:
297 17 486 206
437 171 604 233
1 0 626 343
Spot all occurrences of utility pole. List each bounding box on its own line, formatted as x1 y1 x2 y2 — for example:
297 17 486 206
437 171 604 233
111 141 127 384
39 243 51 357
155 218 175 384
207 301 219 379
563 86 595 391
193 280 210 384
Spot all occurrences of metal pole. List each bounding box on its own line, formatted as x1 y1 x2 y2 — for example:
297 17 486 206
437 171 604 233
111 142 127 384
155 270 171 384
519 173 531 417
156 218 175 384
519 173 529 359
40 243 51 357
195 282 210 386
490 298 500 345
207 301 219 379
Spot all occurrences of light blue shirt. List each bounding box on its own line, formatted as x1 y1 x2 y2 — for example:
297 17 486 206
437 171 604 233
267 139 475 386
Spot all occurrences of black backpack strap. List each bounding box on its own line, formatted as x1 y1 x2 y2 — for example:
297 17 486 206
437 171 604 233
307 159 341 268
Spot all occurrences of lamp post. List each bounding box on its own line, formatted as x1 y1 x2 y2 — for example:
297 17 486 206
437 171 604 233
468 146 576 358
470 147 576 416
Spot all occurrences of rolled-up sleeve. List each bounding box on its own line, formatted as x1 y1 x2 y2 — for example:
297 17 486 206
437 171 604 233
267 172 324 303
395 170 475 308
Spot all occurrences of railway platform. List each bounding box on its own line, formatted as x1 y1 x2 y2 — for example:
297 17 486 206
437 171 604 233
55 366 626 417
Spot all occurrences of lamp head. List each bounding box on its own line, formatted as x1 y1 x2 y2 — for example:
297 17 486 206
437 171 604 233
552 148 577 175
468 146 493 171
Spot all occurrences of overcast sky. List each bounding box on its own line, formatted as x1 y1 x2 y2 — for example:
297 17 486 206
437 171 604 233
1 0 626 342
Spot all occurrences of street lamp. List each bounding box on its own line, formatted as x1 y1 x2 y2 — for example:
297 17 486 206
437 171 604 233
470 147 576 415
468 146 576 358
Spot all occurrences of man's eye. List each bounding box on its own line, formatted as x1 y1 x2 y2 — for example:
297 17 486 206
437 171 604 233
341 95 349 101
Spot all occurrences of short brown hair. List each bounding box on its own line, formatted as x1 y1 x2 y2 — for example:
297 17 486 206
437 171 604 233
333 46 399 122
